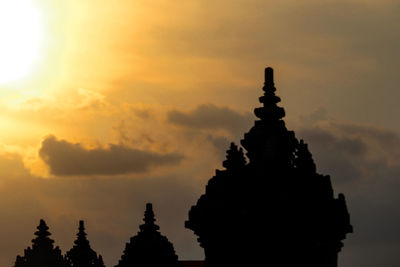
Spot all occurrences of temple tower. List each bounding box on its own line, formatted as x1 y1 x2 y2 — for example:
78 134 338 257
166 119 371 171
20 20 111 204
185 67 352 267
115 203 181 267
14 219 69 267
65 220 105 267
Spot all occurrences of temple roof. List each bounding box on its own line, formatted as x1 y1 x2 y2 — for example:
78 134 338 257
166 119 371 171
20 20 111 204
14 219 67 267
65 220 105 267
185 67 352 267
115 203 180 267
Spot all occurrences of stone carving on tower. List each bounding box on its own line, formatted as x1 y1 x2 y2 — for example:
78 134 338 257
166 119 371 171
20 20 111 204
185 67 353 267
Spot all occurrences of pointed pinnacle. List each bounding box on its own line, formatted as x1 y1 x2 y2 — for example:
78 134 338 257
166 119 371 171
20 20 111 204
36 219 50 236
140 203 160 232
264 67 274 86
79 220 85 232
144 203 155 225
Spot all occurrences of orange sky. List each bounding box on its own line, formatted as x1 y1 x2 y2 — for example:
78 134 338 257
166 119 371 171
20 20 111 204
0 0 399 266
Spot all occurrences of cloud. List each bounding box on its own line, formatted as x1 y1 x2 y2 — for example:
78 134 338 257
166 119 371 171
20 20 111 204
297 120 400 185
331 122 400 164
298 127 366 183
167 104 252 134
165 104 254 161
206 135 231 159
296 120 400 267
39 136 183 176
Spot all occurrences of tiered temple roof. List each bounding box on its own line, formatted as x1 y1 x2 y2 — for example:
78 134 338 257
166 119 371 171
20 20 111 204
14 219 68 267
65 221 105 267
185 67 352 267
115 203 181 267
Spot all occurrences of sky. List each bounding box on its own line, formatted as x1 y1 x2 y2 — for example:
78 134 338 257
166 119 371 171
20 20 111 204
0 0 399 266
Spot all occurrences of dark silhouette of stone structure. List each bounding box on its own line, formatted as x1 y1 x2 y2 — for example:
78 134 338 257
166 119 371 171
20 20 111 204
185 67 353 267
115 203 181 267
14 219 69 267
65 220 105 267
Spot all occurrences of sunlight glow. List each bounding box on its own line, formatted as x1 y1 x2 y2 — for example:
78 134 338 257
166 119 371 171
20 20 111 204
0 0 44 84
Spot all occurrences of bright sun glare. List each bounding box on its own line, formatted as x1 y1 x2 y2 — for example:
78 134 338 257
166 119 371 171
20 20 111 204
0 0 43 85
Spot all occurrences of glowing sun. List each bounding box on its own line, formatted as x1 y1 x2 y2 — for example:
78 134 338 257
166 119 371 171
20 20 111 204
0 0 44 84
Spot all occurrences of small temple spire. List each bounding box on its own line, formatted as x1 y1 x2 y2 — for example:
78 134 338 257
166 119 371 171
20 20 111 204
222 142 246 170
14 219 68 267
65 220 105 267
32 219 54 249
115 203 180 267
74 220 89 247
140 203 160 232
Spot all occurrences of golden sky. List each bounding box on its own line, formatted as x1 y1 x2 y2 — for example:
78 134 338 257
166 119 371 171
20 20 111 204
0 0 399 266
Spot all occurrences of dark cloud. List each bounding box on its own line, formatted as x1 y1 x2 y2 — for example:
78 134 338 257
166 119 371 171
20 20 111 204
297 121 400 267
301 127 366 156
39 136 183 176
167 104 252 134
299 107 329 125
332 122 400 158
295 126 366 183
206 135 231 160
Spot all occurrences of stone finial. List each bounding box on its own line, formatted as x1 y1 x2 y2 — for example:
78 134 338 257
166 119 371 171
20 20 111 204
140 203 160 232
144 203 155 225
79 220 84 230
264 67 274 86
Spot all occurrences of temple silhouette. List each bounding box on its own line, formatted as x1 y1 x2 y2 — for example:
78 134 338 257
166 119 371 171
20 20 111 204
114 203 181 267
65 221 105 267
185 67 353 267
14 219 69 267
13 67 352 267
14 204 182 267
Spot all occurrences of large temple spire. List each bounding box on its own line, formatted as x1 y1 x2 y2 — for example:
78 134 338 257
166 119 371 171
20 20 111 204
241 67 294 166
186 67 352 267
